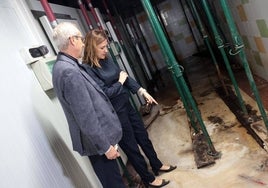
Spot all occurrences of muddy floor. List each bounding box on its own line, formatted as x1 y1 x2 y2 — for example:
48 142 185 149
144 56 268 188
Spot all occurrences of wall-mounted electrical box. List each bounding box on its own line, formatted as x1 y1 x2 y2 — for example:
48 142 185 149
31 56 56 91
20 45 49 65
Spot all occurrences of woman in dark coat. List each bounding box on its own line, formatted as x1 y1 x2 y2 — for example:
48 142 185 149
82 29 176 187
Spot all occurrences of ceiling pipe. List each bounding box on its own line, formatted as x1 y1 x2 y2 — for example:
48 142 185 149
84 0 102 29
77 0 94 30
102 0 122 40
40 0 57 28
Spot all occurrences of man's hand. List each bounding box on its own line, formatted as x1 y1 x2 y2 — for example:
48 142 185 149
105 145 120 160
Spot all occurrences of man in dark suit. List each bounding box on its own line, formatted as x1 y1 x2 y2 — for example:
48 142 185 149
52 22 125 188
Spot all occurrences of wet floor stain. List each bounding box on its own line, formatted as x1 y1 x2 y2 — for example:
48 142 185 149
125 56 268 188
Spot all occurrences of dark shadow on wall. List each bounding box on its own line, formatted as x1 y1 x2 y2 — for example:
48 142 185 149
31 87 95 188
37 117 94 188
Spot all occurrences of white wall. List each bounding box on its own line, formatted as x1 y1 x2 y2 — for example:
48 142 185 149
0 0 101 187
208 0 268 81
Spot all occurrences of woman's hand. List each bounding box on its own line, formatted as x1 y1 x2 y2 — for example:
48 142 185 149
143 91 158 104
118 71 128 85
138 88 158 104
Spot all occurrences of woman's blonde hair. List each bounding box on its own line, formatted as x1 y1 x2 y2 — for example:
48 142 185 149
83 29 108 67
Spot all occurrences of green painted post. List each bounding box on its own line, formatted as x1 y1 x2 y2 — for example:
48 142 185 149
200 0 248 115
187 0 228 96
141 0 220 156
144 8 197 131
219 0 268 130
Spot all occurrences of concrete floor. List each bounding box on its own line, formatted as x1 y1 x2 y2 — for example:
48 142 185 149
136 56 268 188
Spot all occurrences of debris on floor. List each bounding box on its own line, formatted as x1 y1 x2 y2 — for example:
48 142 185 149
145 56 268 187
191 132 216 168
159 99 184 116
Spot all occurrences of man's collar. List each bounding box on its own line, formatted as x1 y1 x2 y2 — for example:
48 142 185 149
59 52 79 63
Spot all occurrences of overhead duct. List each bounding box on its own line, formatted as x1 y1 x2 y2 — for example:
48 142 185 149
77 0 93 30
40 0 57 28
85 0 102 29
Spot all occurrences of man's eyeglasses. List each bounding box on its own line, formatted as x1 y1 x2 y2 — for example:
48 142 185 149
72 35 85 43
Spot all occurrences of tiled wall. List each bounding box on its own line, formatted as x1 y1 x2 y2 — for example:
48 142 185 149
157 0 201 59
135 0 203 70
128 0 268 82
211 0 268 81
136 11 167 70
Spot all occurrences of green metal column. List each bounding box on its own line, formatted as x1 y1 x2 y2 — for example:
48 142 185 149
144 2 197 132
141 0 220 157
200 0 248 115
187 0 228 96
219 0 268 130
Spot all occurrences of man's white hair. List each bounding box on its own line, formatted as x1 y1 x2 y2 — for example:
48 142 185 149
53 22 81 51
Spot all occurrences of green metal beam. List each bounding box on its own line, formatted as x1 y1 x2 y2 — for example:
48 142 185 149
141 0 220 156
200 0 248 115
219 0 268 131
187 0 228 96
